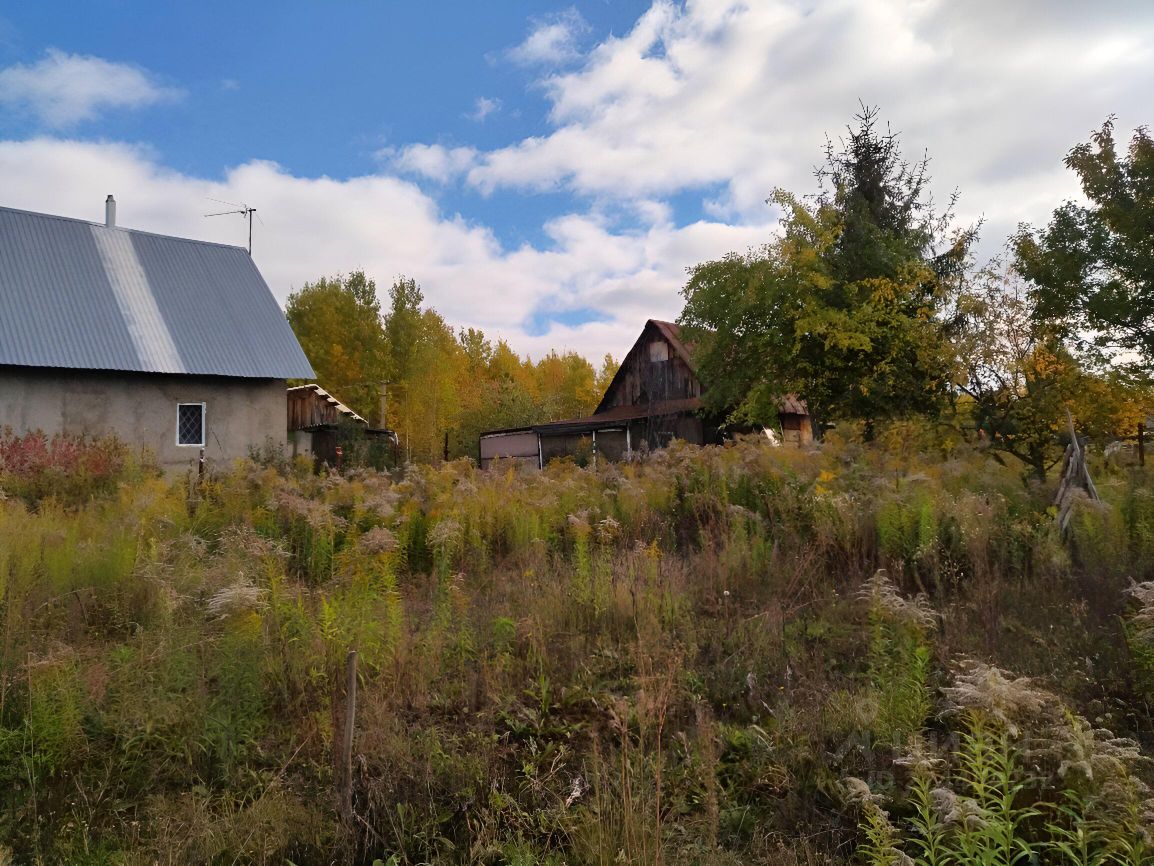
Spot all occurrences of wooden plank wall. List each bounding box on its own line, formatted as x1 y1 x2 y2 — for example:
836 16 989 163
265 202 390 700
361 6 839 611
605 328 700 409
287 388 347 431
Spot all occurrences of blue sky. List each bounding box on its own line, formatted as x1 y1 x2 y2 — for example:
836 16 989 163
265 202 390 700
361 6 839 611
0 2 618 245
0 1 1152 361
2 4 636 180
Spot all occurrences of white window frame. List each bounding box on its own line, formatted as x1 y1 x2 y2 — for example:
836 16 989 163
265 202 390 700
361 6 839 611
176 402 206 447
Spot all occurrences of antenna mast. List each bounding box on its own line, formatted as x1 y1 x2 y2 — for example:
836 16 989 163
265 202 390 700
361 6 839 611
204 198 258 254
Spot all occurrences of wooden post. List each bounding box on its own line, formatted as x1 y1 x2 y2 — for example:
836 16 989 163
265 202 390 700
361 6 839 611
341 649 358 823
444 431 449 462
1139 423 1146 468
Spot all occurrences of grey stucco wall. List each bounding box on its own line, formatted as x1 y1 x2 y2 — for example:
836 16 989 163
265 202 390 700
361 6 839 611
0 366 287 469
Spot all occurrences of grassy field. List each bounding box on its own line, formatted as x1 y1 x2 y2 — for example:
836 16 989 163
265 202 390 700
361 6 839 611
1 427 1153 864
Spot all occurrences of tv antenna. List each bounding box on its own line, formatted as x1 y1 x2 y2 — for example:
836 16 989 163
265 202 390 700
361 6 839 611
204 197 260 254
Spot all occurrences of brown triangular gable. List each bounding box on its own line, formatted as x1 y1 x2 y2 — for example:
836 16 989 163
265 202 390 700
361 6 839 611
596 319 695 414
595 319 808 418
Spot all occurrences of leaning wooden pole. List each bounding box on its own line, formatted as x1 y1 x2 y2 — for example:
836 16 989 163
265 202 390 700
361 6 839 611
1055 411 1100 534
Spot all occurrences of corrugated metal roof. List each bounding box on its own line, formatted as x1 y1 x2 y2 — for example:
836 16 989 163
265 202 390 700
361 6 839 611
0 205 315 379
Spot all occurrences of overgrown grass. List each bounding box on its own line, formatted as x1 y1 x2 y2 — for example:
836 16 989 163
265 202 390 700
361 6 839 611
1 431 1152 864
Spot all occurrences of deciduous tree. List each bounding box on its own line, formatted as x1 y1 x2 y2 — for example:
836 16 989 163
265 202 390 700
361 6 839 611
384 276 425 383
285 271 389 420
953 261 1148 479
534 350 600 421
1017 119 1154 371
594 353 619 396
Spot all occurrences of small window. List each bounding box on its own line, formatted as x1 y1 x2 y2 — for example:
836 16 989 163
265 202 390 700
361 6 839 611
177 403 205 446
648 341 670 362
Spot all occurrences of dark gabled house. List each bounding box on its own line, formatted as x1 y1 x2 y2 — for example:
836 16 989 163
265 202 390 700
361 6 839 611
478 319 811 468
0 198 315 468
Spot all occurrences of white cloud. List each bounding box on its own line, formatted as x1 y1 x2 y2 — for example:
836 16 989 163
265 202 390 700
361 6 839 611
0 138 760 361
506 8 590 67
386 143 479 184
0 49 182 127
464 0 1154 256
385 0 1154 348
468 96 502 122
5 0 1154 365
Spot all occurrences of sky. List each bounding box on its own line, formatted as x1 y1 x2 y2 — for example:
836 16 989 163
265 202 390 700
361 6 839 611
0 1 1151 363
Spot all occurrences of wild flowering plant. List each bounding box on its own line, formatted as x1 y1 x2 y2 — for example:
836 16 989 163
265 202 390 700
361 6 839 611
271 482 347 582
842 775 914 866
860 569 937 745
851 660 1154 866
3 434 1154 863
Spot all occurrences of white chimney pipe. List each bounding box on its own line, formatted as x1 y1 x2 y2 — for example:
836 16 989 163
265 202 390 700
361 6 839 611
105 194 116 227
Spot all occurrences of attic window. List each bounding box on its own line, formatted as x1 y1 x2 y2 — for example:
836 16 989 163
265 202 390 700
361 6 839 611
648 341 670 362
177 403 205 447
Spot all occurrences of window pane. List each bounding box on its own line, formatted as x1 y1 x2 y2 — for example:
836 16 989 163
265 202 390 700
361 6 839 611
178 404 204 446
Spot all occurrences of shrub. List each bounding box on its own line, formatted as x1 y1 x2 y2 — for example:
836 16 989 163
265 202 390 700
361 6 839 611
0 428 144 506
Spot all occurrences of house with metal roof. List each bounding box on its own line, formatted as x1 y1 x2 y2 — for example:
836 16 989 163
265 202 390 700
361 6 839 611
478 319 811 468
0 198 315 468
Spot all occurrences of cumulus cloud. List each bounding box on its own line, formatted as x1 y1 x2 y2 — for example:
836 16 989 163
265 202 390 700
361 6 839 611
0 138 762 360
506 8 590 67
386 143 479 183
4 1 1154 363
0 49 182 127
465 0 1154 254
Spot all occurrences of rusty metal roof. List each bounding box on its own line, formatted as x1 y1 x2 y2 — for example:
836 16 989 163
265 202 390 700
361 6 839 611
779 394 807 415
0 205 314 379
534 397 704 435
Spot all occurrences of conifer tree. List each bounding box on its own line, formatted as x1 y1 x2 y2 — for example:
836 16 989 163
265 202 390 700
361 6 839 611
680 106 975 433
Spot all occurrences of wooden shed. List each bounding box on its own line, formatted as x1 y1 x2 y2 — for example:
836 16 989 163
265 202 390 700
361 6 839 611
287 384 396 468
479 319 812 467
